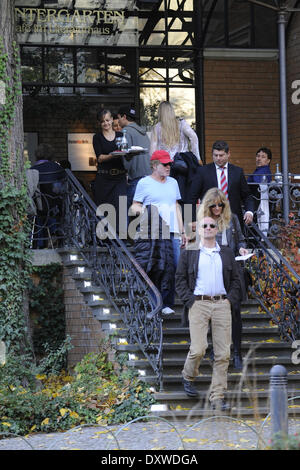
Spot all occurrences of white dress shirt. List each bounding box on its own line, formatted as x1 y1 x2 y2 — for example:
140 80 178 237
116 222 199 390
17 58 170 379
193 242 227 296
215 162 253 219
215 163 228 189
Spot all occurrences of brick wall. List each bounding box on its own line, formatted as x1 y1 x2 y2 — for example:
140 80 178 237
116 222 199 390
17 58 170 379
203 58 281 176
31 250 104 368
63 266 104 368
287 13 300 175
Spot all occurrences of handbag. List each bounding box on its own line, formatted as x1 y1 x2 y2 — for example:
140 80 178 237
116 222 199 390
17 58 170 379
172 153 188 175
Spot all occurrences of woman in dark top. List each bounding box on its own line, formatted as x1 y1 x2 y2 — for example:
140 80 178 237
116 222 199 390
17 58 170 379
93 109 127 235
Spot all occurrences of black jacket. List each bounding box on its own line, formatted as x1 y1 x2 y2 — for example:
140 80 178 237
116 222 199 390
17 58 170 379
133 205 174 293
170 151 200 204
175 244 241 310
189 162 254 228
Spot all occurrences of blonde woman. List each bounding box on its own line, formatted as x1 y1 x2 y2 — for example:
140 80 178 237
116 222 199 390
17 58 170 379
150 101 202 163
197 188 249 369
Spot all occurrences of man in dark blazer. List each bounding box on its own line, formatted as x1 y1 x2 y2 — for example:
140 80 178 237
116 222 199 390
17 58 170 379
189 140 254 228
175 216 241 411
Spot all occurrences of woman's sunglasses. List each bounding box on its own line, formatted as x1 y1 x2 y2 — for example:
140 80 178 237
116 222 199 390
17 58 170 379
201 223 217 229
209 203 225 209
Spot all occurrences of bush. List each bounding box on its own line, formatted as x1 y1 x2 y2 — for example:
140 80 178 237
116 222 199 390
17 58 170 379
0 340 156 437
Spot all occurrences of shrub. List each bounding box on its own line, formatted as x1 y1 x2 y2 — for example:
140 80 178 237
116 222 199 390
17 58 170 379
0 340 156 437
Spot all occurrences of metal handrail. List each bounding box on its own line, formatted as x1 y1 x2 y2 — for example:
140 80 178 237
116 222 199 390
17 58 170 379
244 222 300 342
61 169 164 390
244 173 300 238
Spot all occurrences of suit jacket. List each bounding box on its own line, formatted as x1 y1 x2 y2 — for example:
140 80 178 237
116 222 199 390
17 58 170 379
175 245 241 311
189 162 254 228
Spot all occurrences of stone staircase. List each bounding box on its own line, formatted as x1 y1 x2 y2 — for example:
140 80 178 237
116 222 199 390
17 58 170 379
60 247 300 419
148 299 300 419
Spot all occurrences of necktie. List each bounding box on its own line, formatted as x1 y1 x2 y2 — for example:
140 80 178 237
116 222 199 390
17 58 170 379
220 167 228 198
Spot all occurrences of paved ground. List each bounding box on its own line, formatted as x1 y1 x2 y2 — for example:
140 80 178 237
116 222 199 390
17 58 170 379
0 416 299 451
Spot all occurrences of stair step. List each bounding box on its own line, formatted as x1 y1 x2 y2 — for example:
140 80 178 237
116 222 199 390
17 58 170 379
149 406 300 419
161 327 279 337
87 299 112 307
141 373 300 391
128 356 297 369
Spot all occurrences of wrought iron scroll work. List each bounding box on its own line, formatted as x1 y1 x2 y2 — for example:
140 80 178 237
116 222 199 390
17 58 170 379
244 222 300 342
62 170 164 389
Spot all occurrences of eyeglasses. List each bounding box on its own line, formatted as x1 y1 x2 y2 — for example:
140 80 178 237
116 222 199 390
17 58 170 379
160 162 171 167
209 203 225 209
201 223 217 229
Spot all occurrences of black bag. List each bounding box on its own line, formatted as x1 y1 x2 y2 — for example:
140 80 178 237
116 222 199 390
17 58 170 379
172 153 188 175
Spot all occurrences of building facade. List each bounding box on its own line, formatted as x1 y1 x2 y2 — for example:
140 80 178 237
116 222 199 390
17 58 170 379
16 0 300 189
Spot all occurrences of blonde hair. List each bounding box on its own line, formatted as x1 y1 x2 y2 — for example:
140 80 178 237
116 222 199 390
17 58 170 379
157 101 180 148
197 188 232 232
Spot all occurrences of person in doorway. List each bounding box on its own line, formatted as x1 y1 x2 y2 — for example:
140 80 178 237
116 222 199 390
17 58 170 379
130 150 187 315
93 109 127 236
198 188 249 369
175 216 240 411
117 105 151 210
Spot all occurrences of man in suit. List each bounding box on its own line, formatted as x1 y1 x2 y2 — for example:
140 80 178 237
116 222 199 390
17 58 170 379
189 140 254 229
175 216 241 411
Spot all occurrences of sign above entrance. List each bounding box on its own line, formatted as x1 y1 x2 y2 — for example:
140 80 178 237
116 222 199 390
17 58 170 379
15 2 138 47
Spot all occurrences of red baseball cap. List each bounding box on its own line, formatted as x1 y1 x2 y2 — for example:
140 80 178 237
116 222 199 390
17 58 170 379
150 150 172 164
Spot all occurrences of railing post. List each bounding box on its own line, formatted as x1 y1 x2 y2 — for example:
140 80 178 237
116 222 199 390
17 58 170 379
269 365 288 438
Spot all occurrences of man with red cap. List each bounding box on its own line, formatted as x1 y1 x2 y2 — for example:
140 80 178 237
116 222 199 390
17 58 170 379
130 150 186 314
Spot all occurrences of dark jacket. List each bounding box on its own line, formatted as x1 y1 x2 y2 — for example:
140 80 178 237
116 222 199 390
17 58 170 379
216 214 246 256
170 151 200 204
175 244 241 310
216 214 248 302
133 205 174 294
189 162 254 228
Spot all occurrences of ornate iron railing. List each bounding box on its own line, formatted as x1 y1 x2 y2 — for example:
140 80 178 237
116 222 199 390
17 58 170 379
29 169 164 390
244 222 300 342
245 173 300 239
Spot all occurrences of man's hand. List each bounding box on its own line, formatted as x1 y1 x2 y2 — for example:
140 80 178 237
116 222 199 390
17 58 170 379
129 201 143 216
181 233 188 248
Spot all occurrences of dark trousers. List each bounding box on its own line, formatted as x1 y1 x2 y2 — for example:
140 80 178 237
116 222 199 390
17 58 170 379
232 305 242 353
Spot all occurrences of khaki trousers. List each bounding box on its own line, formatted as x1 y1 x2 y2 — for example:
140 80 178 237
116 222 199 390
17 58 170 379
182 299 232 402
